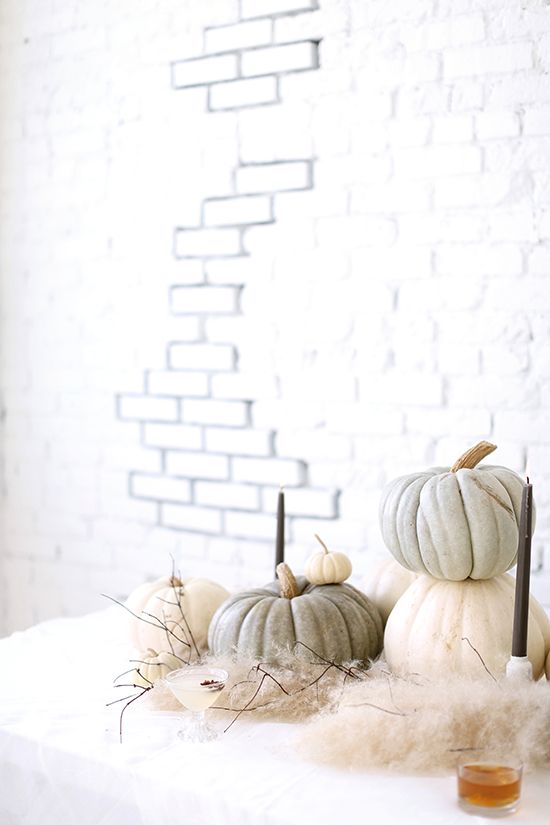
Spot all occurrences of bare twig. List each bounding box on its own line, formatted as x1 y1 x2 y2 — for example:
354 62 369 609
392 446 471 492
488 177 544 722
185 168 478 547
220 654 354 729
112 666 141 683
107 667 154 743
253 663 291 695
101 593 191 651
169 577 201 660
461 637 498 683
293 663 334 695
141 610 191 648
118 688 152 743
106 692 142 706
293 641 362 678
344 701 409 717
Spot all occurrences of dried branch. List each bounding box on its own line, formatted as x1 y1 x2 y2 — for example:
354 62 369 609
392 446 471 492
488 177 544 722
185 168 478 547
293 641 362 678
112 666 141 683
141 610 191 648
106 692 142 707
252 663 290 695
219 647 364 731
101 593 191 650
107 666 154 743
344 701 409 717
461 637 497 683
169 577 201 660
118 688 152 744
223 670 271 733
293 663 334 695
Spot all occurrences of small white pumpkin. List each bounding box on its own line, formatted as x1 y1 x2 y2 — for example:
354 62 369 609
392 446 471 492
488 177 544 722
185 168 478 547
362 558 417 625
304 534 353 585
129 648 182 688
125 575 229 658
384 573 550 680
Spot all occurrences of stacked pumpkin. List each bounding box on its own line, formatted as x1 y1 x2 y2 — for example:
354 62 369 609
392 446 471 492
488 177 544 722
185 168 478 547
374 441 550 680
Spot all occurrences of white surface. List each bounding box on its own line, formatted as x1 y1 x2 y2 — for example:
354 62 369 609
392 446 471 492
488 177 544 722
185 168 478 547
0 609 549 825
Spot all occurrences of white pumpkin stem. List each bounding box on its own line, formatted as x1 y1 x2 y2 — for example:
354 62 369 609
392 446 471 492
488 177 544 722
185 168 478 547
450 441 497 472
277 562 299 599
169 576 183 588
314 534 330 555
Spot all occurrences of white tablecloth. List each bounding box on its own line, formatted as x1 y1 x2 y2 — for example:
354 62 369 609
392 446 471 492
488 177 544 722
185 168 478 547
0 608 548 825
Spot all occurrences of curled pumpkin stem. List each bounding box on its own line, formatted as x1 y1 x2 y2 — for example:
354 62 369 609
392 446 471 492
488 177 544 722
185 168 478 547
314 534 330 554
450 441 497 472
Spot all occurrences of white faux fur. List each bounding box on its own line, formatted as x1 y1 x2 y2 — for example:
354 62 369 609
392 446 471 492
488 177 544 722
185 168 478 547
297 661 550 773
122 653 550 773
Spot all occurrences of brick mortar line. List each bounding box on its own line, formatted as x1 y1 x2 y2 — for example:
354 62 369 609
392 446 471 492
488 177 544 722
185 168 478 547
172 47 319 91
238 3 321 23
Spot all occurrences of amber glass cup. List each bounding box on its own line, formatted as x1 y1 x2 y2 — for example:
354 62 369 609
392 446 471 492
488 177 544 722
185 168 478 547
456 761 523 817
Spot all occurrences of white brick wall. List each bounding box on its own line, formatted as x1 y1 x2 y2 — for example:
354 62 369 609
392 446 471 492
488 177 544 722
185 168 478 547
175 228 242 257
242 0 317 19
236 161 312 193
131 474 191 503
209 76 278 110
2 0 550 637
168 343 236 371
182 399 249 426
195 481 260 509
172 55 239 88
241 42 318 76
205 427 272 455
171 286 239 314
165 451 230 480
204 20 273 53
203 195 272 226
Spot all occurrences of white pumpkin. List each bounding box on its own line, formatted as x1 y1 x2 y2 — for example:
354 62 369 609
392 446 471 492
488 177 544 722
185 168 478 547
379 441 534 581
362 558 417 625
304 534 353 585
129 648 182 688
384 573 550 680
125 575 229 657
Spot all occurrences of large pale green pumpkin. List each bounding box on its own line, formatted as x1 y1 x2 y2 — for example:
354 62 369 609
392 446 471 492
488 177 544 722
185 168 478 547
379 442 534 581
208 563 383 664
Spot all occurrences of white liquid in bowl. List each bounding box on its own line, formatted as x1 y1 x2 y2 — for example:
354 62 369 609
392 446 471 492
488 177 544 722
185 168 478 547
165 668 227 712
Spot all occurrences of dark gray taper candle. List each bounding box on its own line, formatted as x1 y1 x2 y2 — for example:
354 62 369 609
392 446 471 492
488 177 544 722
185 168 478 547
275 487 285 575
511 479 533 657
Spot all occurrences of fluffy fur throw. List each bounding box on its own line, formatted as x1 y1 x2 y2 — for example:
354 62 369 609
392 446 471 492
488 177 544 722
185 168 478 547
298 661 550 773
143 650 346 721
129 652 550 773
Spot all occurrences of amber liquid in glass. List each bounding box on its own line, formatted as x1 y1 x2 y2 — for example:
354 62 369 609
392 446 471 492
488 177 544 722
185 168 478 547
458 764 521 809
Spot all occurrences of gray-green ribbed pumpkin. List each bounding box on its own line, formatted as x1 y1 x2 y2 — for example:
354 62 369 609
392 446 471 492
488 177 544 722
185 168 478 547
379 441 534 581
207 563 383 664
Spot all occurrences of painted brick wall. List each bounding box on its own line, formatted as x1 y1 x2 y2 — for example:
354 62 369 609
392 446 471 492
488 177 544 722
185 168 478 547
1 0 550 635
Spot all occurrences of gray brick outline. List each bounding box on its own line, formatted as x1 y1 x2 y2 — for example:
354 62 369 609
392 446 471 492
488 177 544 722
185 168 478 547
119 3 341 544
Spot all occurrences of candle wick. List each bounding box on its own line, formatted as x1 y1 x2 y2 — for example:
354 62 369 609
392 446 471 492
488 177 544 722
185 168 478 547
526 475 530 484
